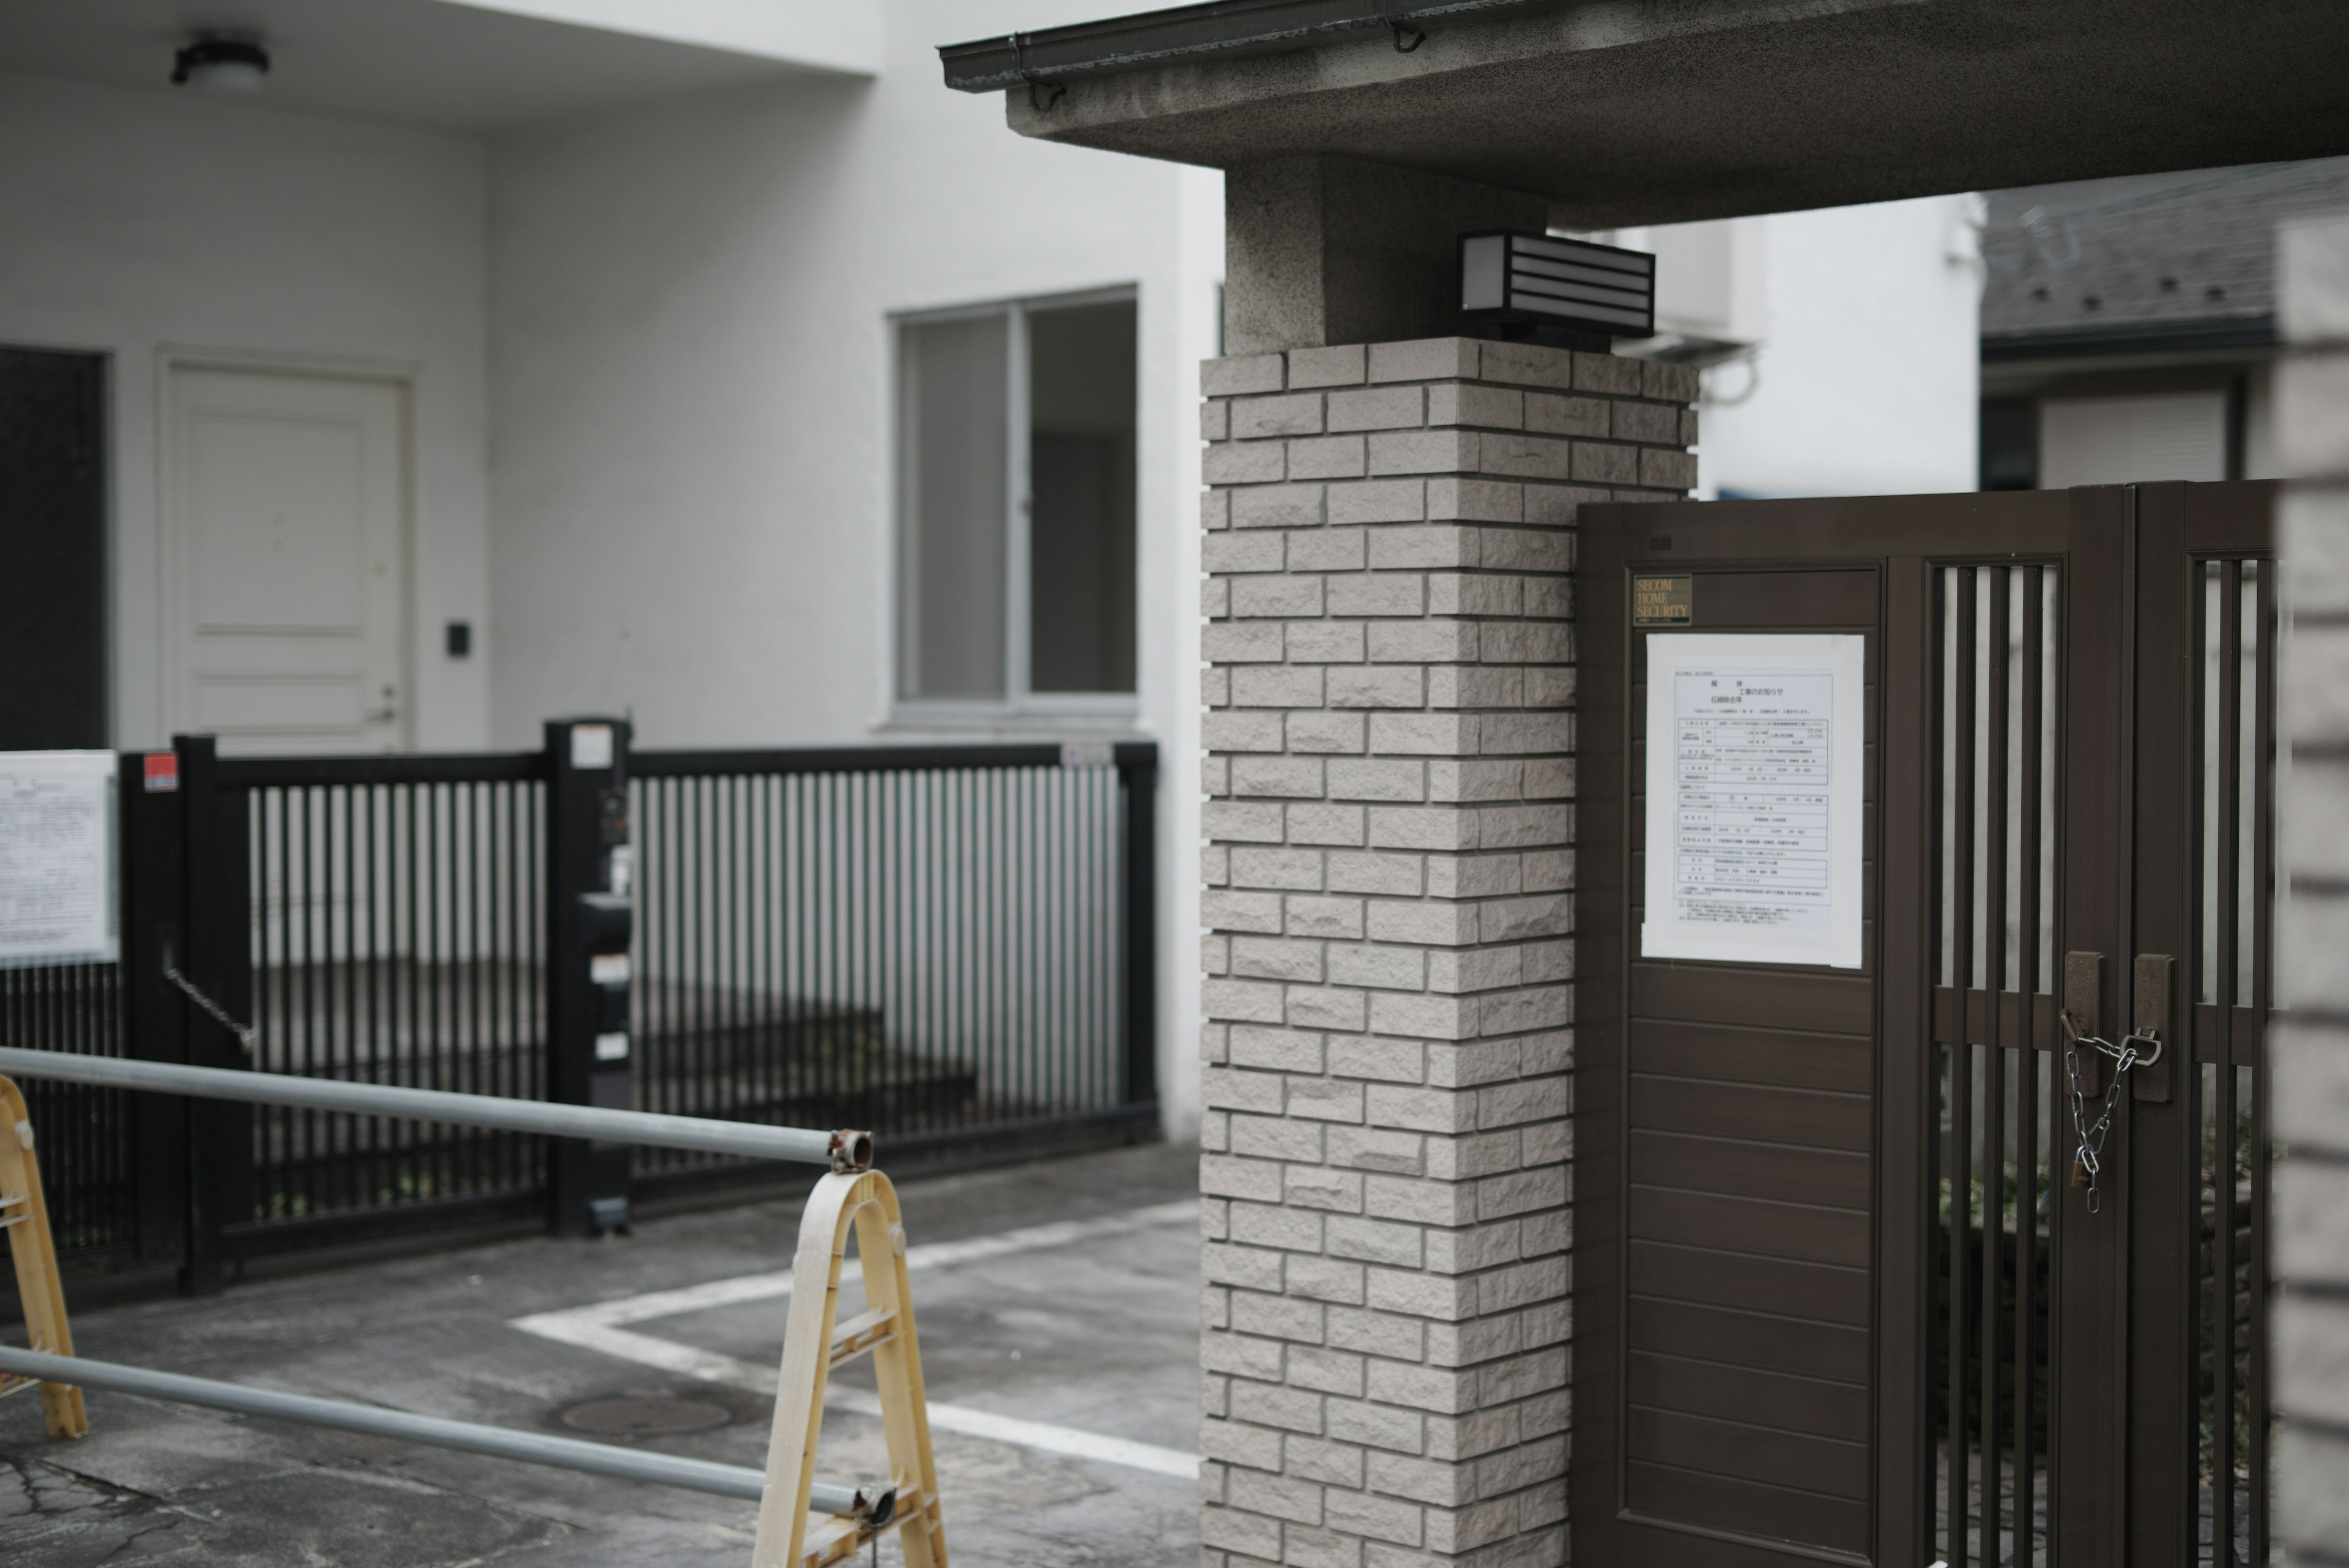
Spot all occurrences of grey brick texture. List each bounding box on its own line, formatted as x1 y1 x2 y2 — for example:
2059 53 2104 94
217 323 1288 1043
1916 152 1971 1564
2277 215 2349 1566
1195 336 1696 1568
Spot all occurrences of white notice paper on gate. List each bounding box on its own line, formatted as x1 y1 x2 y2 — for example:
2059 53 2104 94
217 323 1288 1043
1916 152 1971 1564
0 751 119 969
1642 634 1865 969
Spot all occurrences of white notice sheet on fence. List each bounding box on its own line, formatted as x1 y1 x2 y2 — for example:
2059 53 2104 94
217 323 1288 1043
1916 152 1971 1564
1641 634 1865 969
0 751 118 968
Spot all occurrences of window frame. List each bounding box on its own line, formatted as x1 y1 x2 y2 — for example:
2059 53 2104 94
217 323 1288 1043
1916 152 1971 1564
889 286 1140 730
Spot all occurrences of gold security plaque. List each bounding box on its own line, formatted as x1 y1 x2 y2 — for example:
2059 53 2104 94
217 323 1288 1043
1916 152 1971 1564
1633 573 1693 626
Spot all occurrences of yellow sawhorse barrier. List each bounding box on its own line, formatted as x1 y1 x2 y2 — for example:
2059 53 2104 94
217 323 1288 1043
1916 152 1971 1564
0 1069 947 1567
0 1072 88 1440
753 1167 948 1568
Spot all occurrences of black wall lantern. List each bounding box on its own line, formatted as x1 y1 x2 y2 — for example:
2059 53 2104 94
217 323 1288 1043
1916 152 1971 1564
1460 231 1657 341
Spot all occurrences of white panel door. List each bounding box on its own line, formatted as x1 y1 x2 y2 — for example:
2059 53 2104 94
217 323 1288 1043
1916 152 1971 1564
165 366 407 754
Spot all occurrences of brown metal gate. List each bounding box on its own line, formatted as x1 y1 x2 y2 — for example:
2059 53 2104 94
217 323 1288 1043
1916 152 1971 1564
1573 481 2276 1567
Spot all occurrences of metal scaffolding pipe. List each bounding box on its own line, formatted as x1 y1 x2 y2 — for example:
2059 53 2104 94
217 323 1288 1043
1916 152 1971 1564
0 1047 870 1171
0 1346 888 1522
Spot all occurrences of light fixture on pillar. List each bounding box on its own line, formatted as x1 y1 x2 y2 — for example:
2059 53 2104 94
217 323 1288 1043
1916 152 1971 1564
171 35 270 91
1460 231 1655 346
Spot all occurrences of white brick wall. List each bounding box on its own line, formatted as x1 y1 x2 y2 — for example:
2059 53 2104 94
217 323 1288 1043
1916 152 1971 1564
2274 214 2349 1566
1196 336 1698 1568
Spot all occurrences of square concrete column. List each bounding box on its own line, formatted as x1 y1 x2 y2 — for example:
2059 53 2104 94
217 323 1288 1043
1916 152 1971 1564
1196 336 1696 1567
1224 157 1549 355
2274 213 2349 1564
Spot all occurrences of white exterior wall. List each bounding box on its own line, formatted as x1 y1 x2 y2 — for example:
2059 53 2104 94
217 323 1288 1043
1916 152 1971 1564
0 69 494 751
450 0 882 73
485 0 1222 1138
1682 195 1984 498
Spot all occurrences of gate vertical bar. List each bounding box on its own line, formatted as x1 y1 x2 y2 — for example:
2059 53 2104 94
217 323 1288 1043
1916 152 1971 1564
546 718 629 1237
176 734 253 1295
1983 568 2012 1567
120 749 189 1274
2016 565 2047 1565
361 781 379 1209
1883 552 1935 1566
1929 563 1951 1564
2248 557 2276 1568
2214 559 2243 1566
2054 486 2133 1568
1950 567 1979 1562
1117 744 1157 1112
466 783 484 1185
2128 483 2195 1565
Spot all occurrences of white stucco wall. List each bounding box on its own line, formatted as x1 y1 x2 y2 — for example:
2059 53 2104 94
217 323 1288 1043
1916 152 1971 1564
447 0 881 75
486 0 1220 1137
0 69 494 752
1693 195 1984 497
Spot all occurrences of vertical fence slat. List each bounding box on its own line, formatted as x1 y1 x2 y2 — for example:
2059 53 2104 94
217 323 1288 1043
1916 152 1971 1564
2249 558 2277 1568
1928 565 1951 1564
1981 570 2011 1568
2016 565 2047 1567
2215 560 2243 1567
1951 565 1979 1566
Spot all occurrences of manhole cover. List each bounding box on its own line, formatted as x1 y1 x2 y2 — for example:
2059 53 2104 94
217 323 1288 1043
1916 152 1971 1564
558 1397 732 1436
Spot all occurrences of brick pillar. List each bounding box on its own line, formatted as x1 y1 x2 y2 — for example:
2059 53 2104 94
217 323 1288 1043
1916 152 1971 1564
1196 336 1697 1567
2274 214 2349 1564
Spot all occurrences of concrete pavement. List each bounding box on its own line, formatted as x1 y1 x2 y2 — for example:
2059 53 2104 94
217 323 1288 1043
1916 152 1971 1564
2 1140 1201 1567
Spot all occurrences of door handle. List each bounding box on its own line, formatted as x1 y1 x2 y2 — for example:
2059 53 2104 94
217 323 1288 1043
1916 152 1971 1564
2131 953 2174 1102
2063 951 2104 1096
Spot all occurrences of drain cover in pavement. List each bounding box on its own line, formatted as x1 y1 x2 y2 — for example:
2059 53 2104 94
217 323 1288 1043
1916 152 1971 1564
558 1397 732 1435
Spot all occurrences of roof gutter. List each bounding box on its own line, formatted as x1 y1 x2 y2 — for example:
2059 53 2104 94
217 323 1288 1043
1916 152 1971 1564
1981 318 2279 362
938 0 1546 94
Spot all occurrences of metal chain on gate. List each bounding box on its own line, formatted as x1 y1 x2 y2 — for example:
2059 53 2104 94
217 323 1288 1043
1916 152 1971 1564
2061 1009 2162 1214
161 956 259 1055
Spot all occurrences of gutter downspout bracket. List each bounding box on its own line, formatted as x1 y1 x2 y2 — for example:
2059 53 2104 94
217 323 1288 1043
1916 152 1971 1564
1013 31 1066 111
1381 3 1428 51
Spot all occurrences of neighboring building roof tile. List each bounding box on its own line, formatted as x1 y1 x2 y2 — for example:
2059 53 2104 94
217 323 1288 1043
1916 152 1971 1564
1981 158 2349 345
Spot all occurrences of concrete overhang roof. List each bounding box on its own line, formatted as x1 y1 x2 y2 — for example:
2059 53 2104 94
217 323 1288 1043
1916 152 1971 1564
941 0 2349 228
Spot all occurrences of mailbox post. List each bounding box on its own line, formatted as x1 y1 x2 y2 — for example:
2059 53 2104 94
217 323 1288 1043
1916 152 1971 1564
546 718 633 1236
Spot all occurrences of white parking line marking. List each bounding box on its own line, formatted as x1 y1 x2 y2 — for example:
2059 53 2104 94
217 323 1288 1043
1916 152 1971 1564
510 1199 1200 1479
829 1388 1198 1479
514 1200 1197 1337
521 1317 769 1391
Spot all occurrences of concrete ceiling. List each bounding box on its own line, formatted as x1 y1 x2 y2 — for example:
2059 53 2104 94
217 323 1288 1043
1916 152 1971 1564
995 0 2349 227
0 0 873 133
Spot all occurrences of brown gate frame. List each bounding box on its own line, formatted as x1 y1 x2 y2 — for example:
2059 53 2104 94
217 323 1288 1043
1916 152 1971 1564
1575 482 2274 1568
2123 480 2279 1566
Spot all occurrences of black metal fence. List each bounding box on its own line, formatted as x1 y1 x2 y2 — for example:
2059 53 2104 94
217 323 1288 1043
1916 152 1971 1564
239 752 551 1252
0 961 132 1259
2 726 1156 1287
628 748 1152 1201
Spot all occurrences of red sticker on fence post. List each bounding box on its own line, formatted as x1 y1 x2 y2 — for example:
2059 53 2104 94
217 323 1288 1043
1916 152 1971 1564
143 752 179 792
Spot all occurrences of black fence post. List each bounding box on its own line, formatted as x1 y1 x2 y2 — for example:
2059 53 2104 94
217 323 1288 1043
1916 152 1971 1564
176 734 253 1294
545 718 634 1238
1115 742 1158 1113
119 748 188 1276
